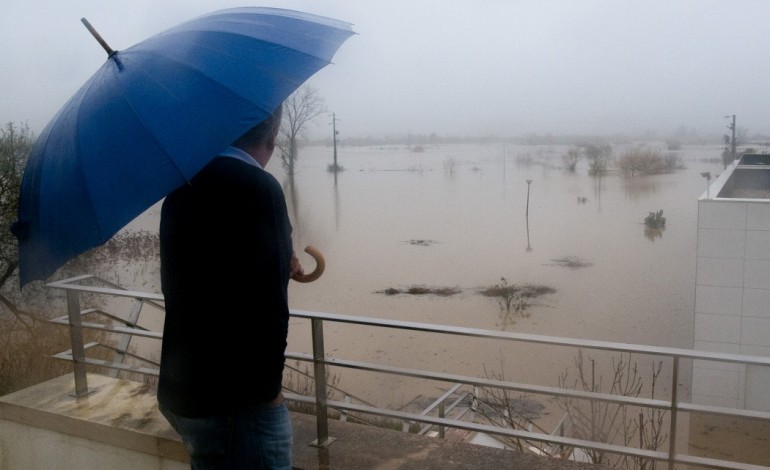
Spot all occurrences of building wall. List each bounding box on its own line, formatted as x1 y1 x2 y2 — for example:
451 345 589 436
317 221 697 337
693 199 770 410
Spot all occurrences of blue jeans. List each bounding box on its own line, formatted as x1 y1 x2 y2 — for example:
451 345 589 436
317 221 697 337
160 400 293 470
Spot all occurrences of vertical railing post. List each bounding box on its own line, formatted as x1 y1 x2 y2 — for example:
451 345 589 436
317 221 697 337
310 317 335 447
667 356 680 470
438 402 445 438
66 290 90 396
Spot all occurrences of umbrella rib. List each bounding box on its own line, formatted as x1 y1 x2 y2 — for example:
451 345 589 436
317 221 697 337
75 62 120 243
104 32 344 186
135 33 335 88
149 11 354 63
112 63 192 184
118 41 331 155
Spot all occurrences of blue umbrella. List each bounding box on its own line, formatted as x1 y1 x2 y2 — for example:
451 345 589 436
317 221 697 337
13 7 354 286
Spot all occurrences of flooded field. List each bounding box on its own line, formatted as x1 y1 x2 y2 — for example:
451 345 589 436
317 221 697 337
259 142 728 408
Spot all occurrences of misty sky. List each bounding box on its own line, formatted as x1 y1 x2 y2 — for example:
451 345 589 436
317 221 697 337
2 1 769 140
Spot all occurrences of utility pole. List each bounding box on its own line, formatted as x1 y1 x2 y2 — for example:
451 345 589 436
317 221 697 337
525 179 533 252
332 112 339 171
726 114 736 159
526 179 533 217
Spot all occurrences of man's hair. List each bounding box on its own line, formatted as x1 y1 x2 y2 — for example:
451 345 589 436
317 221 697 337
232 105 283 148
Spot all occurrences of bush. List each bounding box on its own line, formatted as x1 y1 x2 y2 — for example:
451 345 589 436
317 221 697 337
618 148 668 176
644 210 666 229
562 147 581 171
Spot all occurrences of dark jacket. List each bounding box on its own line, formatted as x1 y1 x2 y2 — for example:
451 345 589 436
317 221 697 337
158 156 293 417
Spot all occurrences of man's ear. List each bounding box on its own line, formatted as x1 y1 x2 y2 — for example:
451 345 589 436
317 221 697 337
266 133 277 152
266 127 280 151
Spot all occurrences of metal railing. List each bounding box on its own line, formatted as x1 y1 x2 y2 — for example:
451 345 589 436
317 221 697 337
46 275 770 470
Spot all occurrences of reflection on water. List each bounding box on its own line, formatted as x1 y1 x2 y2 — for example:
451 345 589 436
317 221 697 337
120 142 726 411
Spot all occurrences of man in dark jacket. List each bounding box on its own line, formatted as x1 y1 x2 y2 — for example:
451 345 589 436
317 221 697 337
158 105 301 469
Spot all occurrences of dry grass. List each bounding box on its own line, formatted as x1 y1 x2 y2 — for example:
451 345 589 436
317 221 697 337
0 321 72 396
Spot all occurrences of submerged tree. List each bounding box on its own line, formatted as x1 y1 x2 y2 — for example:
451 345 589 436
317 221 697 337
618 149 652 176
644 210 666 230
617 148 681 176
279 85 327 175
563 147 582 172
583 143 612 175
643 210 666 242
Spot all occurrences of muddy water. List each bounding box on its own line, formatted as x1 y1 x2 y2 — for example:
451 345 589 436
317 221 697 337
269 143 725 409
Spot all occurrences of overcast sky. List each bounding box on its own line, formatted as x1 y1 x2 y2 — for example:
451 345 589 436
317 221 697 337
2 1 769 140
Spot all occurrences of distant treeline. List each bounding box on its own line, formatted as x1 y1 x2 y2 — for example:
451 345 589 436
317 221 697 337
307 131 770 148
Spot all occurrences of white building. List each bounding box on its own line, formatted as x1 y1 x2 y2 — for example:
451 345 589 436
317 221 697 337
694 153 770 411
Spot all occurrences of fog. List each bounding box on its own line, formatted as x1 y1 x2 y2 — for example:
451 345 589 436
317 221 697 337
2 0 770 140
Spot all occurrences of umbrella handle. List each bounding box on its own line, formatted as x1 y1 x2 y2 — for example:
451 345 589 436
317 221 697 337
292 245 325 283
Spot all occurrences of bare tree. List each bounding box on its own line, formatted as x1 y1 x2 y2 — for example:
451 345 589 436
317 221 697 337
0 124 30 268
475 356 548 454
0 122 39 326
617 149 666 176
0 122 163 394
582 143 612 175
0 122 71 395
562 147 582 172
555 350 667 469
627 361 666 470
279 85 327 175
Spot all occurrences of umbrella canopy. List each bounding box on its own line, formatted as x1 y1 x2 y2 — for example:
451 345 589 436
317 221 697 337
13 7 354 286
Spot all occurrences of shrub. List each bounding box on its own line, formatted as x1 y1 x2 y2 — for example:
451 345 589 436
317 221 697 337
644 210 666 229
618 149 666 176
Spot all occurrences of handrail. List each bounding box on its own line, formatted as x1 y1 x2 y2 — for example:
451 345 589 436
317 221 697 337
45 275 770 470
291 309 770 368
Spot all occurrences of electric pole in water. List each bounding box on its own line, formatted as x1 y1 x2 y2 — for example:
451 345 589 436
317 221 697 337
332 112 339 170
727 114 736 158
526 179 533 217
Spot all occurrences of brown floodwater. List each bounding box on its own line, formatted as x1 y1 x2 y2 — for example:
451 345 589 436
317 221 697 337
259 142 728 410
120 141 745 462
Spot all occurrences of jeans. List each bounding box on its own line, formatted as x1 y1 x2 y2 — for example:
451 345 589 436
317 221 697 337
160 400 293 470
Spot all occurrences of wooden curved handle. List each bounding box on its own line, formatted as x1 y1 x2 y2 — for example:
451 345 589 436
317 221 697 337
292 245 325 283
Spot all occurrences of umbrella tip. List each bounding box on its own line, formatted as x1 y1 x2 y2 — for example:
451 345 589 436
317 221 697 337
81 17 115 56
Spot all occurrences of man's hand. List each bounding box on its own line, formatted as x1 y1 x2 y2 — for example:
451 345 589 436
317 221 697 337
291 246 325 283
290 251 304 279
